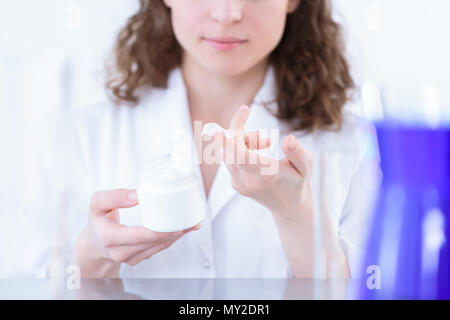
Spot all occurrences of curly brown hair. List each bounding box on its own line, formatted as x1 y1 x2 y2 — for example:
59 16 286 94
106 0 354 133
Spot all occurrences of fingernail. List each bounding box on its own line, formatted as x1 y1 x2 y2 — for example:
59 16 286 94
128 190 137 202
289 137 297 150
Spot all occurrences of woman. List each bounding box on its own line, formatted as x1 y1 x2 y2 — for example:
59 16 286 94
24 0 381 279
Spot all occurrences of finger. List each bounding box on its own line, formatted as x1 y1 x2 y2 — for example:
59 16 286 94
215 132 239 174
96 221 183 247
124 226 200 266
90 189 138 215
214 133 246 189
281 135 313 176
229 105 250 130
245 131 259 150
277 157 301 181
221 139 238 172
222 148 242 180
183 222 203 233
245 133 271 150
115 221 201 246
222 133 244 168
258 138 271 149
224 133 263 173
105 231 183 262
124 238 179 266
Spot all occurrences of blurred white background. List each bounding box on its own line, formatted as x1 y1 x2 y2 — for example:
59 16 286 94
0 0 449 276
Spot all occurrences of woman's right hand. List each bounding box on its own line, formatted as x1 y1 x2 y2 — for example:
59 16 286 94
75 189 201 278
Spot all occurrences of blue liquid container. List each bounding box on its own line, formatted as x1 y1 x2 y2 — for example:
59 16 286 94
360 123 449 299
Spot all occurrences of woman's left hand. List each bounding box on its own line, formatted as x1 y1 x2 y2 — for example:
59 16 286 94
214 105 315 223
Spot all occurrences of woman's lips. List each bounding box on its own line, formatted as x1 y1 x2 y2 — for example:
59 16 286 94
203 37 248 51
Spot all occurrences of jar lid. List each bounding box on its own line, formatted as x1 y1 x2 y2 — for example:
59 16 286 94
138 155 200 193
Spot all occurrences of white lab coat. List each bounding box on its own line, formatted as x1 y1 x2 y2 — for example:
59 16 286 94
17 65 381 279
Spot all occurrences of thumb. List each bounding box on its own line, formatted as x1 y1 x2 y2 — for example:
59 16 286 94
89 189 139 215
229 105 250 130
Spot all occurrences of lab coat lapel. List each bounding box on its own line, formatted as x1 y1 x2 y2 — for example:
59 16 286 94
208 65 281 221
164 68 206 196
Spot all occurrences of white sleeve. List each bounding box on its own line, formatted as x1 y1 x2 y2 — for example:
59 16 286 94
13 109 90 278
338 119 382 278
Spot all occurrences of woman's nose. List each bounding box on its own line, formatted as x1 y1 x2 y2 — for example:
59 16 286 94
209 0 243 25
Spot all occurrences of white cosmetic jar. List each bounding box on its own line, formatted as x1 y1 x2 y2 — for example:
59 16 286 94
137 155 205 232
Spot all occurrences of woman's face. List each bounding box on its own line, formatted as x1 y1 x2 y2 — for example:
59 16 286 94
163 0 300 75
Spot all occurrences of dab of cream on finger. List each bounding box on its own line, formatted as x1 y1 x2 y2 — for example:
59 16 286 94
201 123 231 138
